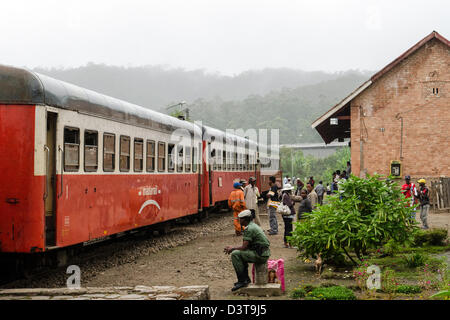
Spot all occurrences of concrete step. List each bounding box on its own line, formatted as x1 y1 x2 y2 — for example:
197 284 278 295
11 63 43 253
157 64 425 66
234 283 282 297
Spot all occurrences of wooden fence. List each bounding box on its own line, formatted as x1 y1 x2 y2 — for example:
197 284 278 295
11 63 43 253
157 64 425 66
430 177 450 210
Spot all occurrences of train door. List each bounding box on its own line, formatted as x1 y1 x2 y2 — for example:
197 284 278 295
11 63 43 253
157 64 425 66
208 142 213 206
197 143 202 211
44 112 57 247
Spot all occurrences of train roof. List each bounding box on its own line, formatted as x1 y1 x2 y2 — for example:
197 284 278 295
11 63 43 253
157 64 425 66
202 125 258 149
0 64 202 136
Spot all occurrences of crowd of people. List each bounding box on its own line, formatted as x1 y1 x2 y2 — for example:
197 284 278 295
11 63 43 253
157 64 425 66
223 163 431 291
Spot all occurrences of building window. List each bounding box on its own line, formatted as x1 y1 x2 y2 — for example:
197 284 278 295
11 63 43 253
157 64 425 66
103 133 115 172
168 143 175 172
120 136 130 172
134 138 143 172
64 127 80 172
177 145 184 172
84 130 98 172
158 142 166 172
147 140 156 172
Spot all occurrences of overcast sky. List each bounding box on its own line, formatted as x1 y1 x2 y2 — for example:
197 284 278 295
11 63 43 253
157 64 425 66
0 0 448 75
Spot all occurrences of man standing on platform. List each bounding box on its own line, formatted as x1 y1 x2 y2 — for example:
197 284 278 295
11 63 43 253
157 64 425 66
244 177 261 226
315 181 325 206
417 179 430 229
401 175 418 220
306 183 318 210
228 182 247 236
266 176 280 235
224 210 270 291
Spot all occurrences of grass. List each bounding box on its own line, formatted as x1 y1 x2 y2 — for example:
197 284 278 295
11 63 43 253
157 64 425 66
307 286 356 300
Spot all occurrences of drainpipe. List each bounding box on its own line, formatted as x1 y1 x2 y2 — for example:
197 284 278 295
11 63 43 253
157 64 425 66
359 106 365 178
395 113 404 160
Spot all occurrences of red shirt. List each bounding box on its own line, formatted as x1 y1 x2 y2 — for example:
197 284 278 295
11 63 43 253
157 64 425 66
401 183 417 205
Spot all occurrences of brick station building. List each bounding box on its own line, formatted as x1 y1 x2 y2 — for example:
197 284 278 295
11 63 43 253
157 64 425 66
312 31 449 181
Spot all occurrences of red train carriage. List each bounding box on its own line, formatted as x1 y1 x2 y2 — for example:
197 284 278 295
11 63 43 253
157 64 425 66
0 64 282 254
201 126 259 207
0 65 203 253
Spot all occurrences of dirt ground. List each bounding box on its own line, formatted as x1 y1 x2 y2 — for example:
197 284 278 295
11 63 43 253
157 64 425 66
85 206 450 300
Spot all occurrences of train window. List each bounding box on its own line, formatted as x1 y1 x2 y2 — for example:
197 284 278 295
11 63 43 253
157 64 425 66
211 148 217 170
223 150 227 171
158 142 166 172
177 145 184 172
120 136 130 172
134 138 143 172
168 144 175 172
64 127 80 172
246 154 249 171
192 147 197 173
217 149 222 171
233 152 237 171
227 152 231 170
84 130 98 172
185 146 191 172
146 140 155 172
103 133 115 172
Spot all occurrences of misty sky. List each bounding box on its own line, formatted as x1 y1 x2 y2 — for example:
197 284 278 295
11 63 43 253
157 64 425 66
1 0 448 75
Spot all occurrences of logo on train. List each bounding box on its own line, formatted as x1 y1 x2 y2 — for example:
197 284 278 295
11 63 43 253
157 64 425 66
138 186 161 214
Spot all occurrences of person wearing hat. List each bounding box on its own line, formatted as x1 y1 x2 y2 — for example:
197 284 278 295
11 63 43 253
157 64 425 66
266 176 280 235
224 210 271 291
417 179 430 229
240 179 247 191
244 177 261 226
228 182 247 236
280 183 296 248
401 175 418 220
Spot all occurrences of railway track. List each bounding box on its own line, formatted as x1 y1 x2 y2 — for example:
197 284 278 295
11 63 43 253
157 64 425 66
0 208 232 289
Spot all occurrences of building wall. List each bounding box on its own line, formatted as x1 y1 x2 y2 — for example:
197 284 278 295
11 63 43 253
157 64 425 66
351 38 450 179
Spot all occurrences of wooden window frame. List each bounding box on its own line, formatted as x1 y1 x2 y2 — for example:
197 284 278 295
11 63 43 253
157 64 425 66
84 130 98 172
168 143 175 172
146 140 156 172
158 142 166 172
64 126 80 172
177 145 184 173
192 147 197 173
103 133 116 172
134 138 144 172
119 135 131 172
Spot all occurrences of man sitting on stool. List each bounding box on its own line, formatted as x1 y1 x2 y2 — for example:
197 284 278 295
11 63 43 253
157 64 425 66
224 210 271 291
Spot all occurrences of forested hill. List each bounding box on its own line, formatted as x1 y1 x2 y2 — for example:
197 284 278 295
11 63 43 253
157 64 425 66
187 72 369 144
34 64 371 144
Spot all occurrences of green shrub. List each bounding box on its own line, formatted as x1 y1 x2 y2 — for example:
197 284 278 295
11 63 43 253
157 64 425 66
290 287 307 299
425 256 447 273
403 253 427 268
430 290 450 299
288 175 417 264
414 229 448 246
395 285 422 294
309 286 356 300
383 239 402 256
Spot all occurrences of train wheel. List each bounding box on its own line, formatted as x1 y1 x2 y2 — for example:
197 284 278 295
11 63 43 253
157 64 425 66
157 222 171 235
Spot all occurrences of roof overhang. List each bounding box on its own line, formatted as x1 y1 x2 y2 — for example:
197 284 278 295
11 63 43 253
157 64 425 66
311 80 372 144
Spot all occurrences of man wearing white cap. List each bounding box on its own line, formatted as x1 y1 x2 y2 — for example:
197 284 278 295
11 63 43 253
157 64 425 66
224 210 271 291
